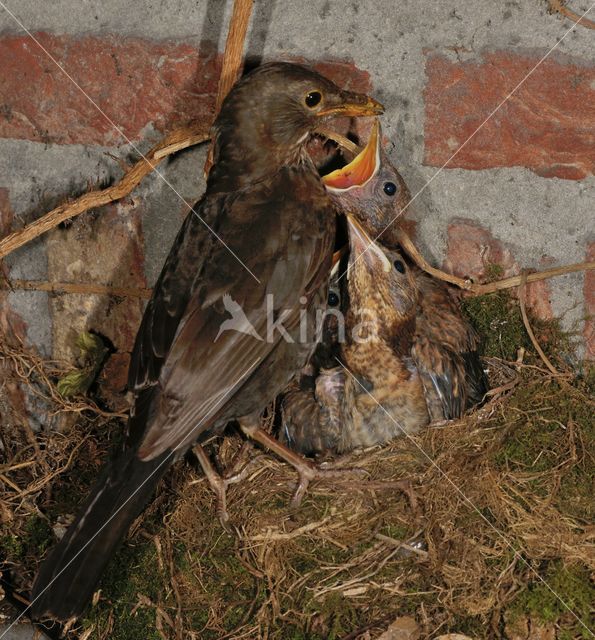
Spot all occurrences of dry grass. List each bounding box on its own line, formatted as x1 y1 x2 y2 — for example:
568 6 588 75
0 310 594 639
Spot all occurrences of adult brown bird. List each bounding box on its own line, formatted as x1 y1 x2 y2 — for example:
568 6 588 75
31 62 382 621
281 122 486 455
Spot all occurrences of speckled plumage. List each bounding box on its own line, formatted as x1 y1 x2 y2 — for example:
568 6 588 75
281 125 487 455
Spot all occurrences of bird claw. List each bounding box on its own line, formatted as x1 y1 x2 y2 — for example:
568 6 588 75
193 444 262 529
290 461 368 507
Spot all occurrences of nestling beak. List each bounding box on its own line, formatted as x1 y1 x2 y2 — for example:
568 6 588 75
317 93 384 119
322 120 380 192
346 213 392 273
331 245 348 268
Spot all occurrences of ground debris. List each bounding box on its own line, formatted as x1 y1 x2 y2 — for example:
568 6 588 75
1 317 593 639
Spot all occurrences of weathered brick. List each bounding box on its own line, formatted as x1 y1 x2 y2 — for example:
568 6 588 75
0 188 28 342
0 188 31 427
443 218 553 320
0 33 372 146
46 200 147 366
584 243 595 360
0 33 221 146
424 52 595 180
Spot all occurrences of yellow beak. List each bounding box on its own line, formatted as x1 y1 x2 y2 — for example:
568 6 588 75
346 213 392 273
316 96 384 118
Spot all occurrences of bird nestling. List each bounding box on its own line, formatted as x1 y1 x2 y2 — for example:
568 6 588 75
281 122 487 455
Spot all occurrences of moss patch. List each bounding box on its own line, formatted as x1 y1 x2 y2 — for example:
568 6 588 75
82 540 164 640
507 561 594 638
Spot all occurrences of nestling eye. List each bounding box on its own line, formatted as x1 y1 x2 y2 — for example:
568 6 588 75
305 91 322 108
383 181 397 196
393 259 406 273
328 290 340 307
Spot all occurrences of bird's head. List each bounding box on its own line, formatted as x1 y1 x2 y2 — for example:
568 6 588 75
209 62 383 188
322 120 410 239
344 213 418 337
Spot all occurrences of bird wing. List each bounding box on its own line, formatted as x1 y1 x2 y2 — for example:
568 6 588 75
130 170 335 460
412 270 486 420
128 200 217 392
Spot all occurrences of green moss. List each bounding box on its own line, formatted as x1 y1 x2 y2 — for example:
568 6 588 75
462 286 575 364
22 515 53 555
493 374 594 520
507 561 594 638
462 291 531 360
1 533 24 560
484 262 505 281
305 591 359 639
82 539 164 640
57 331 109 398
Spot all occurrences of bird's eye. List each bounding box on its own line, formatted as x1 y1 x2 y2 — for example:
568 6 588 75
393 259 406 273
383 182 397 196
305 91 322 108
328 290 340 307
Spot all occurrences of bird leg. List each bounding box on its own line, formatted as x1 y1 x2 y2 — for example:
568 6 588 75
239 420 366 507
192 443 261 527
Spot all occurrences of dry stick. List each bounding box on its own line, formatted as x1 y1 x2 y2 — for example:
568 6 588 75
0 0 255 260
548 0 595 29
204 0 255 175
0 124 209 260
215 0 255 114
518 271 560 376
6 279 152 299
395 227 595 294
394 228 474 289
473 261 595 294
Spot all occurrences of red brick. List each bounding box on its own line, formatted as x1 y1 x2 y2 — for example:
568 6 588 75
584 243 595 360
0 33 221 145
443 219 516 280
424 52 595 180
0 188 28 342
443 218 553 320
0 188 30 425
0 33 372 146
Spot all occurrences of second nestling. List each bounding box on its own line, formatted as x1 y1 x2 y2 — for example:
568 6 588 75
281 121 488 455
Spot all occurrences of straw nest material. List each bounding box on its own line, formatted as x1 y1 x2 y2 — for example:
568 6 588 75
0 294 593 640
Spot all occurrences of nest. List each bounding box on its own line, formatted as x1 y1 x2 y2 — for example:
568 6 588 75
0 328 593 640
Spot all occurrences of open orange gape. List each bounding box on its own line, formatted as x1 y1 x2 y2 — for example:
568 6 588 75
322 119 380 192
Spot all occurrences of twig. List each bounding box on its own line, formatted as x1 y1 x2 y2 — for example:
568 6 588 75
215 0 255 114
548 0 595 29
395 227 595 295
0 0 255 260
375 533 429 557
473 261 595 294
0 124 209 260
5 278 152 299
518 271 560 376
395 228 474 289
204 0 255 175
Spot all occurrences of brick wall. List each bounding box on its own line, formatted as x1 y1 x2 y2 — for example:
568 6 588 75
0 2 593 370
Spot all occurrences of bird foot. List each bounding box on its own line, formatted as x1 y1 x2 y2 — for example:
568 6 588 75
238 420 368 508
193 444 262 529
290 460 368 508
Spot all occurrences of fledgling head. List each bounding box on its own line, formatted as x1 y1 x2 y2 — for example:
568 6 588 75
345 214 418 341
322 120 410 239
210 62 383 188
